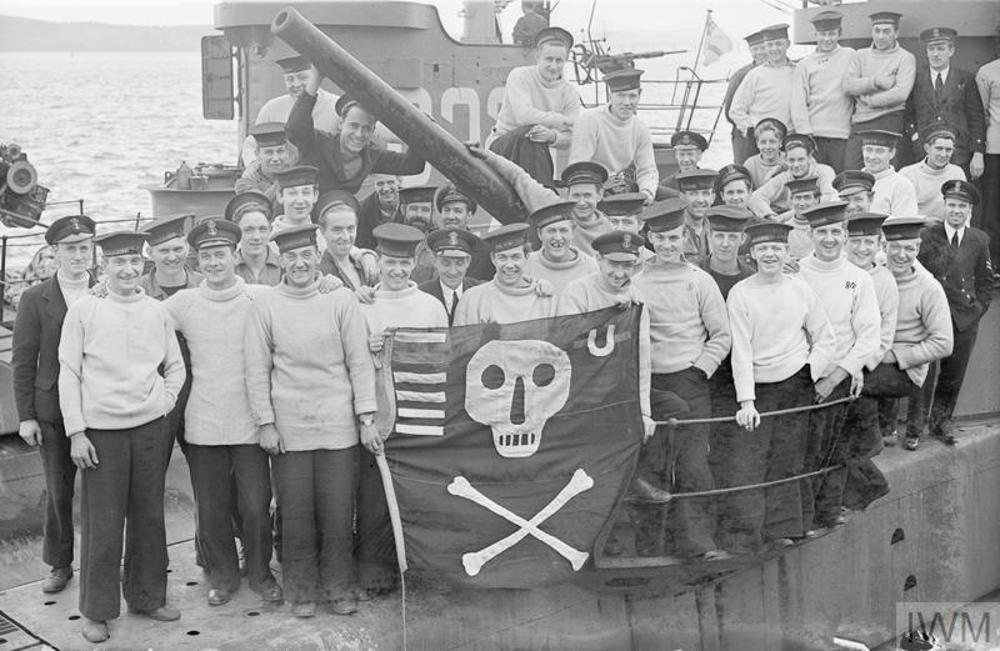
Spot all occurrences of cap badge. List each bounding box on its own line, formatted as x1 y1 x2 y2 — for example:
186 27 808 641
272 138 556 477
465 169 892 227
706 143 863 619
206 219 218 236
448 230 459 247
622 233 632 250
68 217 80 233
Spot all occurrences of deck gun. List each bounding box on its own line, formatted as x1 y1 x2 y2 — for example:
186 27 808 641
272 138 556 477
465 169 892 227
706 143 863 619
0 143 48 229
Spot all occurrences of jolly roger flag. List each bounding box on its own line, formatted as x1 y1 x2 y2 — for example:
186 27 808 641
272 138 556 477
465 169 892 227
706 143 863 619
375 305 643 589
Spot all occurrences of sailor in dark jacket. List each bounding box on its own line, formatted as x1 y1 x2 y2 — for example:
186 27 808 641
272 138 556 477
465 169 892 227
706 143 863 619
419 227 483 326
917 180 993 443
11 215 96 594
904 27 986 176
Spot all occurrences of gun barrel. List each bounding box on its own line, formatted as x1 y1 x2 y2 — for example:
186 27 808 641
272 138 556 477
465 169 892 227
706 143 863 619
271 7 526 223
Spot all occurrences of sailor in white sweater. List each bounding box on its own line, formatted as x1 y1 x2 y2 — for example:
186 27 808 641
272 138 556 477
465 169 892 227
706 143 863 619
728 24 797 156
59 230 186 643
860 130 919 216
569 68 658 201
454 223 557 325
791 11 855 172
842 213 899 508
633 198 731 560
522 200 599 293
794 202 881 531
725 219 837 551
898 128 967 221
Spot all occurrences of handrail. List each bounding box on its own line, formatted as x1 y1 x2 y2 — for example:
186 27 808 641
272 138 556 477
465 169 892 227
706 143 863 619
626 464 843 503
656 395 856 427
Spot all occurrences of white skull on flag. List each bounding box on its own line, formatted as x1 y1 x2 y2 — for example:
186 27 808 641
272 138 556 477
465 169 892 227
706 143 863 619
464 339 571 458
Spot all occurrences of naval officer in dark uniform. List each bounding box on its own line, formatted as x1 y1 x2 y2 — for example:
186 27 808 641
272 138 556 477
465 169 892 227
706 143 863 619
419 227 483 326
12 215 97 594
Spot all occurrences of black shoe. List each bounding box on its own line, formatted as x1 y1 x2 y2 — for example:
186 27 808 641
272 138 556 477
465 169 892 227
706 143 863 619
628 476 673 502
931 421 957 446
903 436 920 451
207 588 232 606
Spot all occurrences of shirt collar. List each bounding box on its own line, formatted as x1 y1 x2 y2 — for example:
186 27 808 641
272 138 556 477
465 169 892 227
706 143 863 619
932 67 950 84
944 221 965 242
440 280 463 299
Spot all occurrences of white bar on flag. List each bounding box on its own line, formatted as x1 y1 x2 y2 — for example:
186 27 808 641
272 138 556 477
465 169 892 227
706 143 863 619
394 331 448 344
396 390 446 403
393 371 447 384
398 408 446 420
396 424 445 436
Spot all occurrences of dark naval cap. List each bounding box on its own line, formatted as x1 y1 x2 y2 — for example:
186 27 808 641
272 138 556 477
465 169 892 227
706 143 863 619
143 214 193 247
760 24 790 41
96 230 147 257
782 133 817 154
715 164 752 192
225 191 273 223
847 213 888 237
859 130 901 148
592 230 645 261
676 169 718 192
603 68 643 93
941 179 981 206
869 11 902 27
754 117 788 140
534 26 574 50
273 165 318 190
188 217 241 250
435 183 477 213
482 222 530 253
373 222 425 257
45 214 96 245
671 130 708 151
275 55 310 73
335 94 364 119
920 26 957 44
398 185 437 206
598 192 646 216
833 170 875 196
249 122 287 148
786 175 820 196
801 201 849 227
640 197 687 232
745 219 793 246
923 125 957 144
315 190 361 218
270 223 320 253
744 30 765 46
706 205 752 232
881 216 927 241
529 201 576 231
810 11 843 31
426 227 479 258
561 161 609 188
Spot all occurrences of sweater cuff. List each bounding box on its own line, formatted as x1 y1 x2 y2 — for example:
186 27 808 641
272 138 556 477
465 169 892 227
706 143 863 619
892 344 917 370
63 415 86 437
251 407 276 427
693 357 718 379
354 398 378 415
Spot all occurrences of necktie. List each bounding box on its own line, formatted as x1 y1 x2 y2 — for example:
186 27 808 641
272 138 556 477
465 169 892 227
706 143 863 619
935 73 944 93
951 232 959 249
449 290 459 323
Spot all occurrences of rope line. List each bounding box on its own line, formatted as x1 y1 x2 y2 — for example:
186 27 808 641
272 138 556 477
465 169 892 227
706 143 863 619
655 395 856 427
626 464 844 502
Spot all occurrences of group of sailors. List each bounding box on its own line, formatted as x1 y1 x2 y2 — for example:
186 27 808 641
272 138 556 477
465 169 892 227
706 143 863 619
9 8 999 645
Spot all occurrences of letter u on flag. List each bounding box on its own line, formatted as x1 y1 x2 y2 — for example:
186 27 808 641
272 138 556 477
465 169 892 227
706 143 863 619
701 13 733 66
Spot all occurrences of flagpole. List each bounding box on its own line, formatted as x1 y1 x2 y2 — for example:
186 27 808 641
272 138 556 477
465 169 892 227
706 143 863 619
691 9 712 76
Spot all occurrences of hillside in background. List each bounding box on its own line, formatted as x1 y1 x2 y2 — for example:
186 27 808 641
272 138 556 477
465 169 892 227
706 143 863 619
0 15 209 51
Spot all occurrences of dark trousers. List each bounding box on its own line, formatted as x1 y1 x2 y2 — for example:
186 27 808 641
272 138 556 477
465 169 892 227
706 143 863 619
489 125 554 186
39 420 77 569
929 322 979 430
272 446 357 604
186 444 274 594
79 417 170 621
646 368 716 555
716 366 812 552
845 111 905 171
732 127 756 166
802 377 851 527
814 137 847 174
841 372 890 511
862 361 920 438
356 449 397 589
977 153 1000 261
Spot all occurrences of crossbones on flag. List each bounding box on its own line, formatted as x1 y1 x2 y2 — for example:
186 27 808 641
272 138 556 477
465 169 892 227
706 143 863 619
375 305 643 588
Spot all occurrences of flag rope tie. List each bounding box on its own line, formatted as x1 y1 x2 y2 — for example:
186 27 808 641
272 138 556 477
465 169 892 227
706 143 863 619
654 395 856 427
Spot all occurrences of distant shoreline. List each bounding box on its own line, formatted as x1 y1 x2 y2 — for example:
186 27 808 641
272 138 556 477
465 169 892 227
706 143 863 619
0 14 209 52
